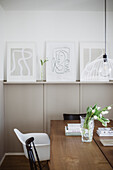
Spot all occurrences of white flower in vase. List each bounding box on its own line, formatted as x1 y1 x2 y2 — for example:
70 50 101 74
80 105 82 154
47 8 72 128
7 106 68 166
108 106 111 110
81 104 112 142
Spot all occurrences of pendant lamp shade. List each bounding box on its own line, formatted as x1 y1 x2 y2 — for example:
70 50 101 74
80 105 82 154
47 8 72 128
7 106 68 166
81 0 113 81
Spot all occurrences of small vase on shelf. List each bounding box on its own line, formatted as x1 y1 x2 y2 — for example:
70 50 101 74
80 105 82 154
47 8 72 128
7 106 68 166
40 59 48 81
41 65 43 81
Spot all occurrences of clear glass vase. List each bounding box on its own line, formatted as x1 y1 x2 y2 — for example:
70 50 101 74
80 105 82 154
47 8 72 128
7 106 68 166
41 65 43 81
80 116 94 142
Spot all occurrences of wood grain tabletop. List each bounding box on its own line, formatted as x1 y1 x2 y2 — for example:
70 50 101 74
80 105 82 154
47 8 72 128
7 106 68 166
50 120 112 170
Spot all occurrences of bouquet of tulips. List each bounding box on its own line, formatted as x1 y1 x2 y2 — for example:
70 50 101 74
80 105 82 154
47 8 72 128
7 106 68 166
83 104 112 129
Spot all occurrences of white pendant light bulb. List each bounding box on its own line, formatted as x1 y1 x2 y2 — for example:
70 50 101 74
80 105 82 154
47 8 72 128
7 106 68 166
99 54 111 77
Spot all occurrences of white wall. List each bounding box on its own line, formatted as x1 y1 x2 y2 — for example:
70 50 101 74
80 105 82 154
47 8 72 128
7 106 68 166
0 5 5 163
107 12 113 59
0 81 4 162
4 10 113 80
0 5 5 80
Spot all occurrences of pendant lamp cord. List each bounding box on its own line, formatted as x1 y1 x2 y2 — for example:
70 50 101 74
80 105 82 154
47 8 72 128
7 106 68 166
105 0 106 54
103 0 107 61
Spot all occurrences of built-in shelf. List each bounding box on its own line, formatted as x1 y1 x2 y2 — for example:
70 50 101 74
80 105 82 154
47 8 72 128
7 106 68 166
3 80 113 85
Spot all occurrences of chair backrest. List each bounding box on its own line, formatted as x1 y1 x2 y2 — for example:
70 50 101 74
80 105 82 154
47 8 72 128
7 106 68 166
14 128 25 144
26 137 42 170
63 113 86 120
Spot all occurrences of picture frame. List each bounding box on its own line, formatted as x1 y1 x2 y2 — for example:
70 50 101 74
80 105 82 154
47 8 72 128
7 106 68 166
7 42 36 82
80 42 106 81
46 41 77 82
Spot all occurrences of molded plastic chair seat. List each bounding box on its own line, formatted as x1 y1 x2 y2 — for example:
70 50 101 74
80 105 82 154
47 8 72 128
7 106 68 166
14 129 50 161
63 113 86 120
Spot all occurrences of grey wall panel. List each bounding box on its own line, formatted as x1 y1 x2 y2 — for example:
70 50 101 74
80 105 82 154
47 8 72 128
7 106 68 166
4 83 113 152
0 81 4 162
80 84 113 119
45 84 79 134
4 85 43 152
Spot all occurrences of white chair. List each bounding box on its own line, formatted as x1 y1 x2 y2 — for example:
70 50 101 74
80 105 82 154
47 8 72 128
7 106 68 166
14 129 50 161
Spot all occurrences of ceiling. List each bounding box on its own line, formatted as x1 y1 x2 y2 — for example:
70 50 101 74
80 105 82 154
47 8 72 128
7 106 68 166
0 0 113 11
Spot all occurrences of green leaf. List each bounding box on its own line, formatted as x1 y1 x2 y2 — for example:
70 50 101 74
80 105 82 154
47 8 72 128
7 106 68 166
92 104 97 110
40 60 43 66
87 106 91 113
44 59 48 63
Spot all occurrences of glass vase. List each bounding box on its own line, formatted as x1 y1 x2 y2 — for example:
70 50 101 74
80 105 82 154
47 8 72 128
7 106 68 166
41 65 43 81
80 116 94 142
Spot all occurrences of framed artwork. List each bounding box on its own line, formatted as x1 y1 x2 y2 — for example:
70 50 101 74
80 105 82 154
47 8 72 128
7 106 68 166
7 42 36 82
46 42 77 82
80 42 107 81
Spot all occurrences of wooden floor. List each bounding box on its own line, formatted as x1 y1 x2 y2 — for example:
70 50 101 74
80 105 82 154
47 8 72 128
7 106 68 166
0 156 49 170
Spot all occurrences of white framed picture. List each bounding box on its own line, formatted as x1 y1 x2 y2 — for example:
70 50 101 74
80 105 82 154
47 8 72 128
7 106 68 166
46 42 77 82
80 42 107 81
7 42 36 82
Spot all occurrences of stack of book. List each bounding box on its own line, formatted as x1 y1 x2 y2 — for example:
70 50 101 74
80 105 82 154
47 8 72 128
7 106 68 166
100 139 113 146
97 127 113 136
65 123 81 136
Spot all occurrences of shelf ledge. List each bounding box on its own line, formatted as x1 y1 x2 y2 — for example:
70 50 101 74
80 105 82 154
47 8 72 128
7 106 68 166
3 80 113 85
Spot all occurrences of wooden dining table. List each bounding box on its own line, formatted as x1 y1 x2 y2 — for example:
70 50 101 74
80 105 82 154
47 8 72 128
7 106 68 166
50 120 113 170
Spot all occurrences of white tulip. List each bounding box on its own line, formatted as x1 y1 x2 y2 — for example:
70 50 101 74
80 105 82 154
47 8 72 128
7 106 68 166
108 106 111 110
102 122 107 126
106 119 110 123
105 111 109 114
92 109 95 113
97 107 101 110
101 111 109 115
100 114 102 118
94 115 98 119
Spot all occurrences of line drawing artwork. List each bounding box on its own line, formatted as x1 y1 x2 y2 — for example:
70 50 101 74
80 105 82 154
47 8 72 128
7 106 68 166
51 47 70 74
10 48 32 76
7 42 36 82
46 42 76 82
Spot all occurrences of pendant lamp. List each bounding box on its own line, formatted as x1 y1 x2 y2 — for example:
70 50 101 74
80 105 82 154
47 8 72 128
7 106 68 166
81 0 113 81
99 0 111 77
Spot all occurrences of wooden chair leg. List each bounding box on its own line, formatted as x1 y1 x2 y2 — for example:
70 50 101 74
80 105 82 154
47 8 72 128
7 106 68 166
48 160 50 170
